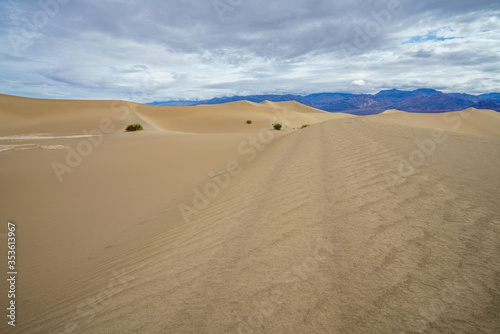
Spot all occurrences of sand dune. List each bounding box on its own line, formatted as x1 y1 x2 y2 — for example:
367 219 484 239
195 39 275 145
1 94 499 333
0 93 350 136
0 94 147 136
134 100 351 133
371 107 500 138
380 108 406 114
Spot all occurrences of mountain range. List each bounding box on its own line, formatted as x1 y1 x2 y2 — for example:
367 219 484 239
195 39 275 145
149 89 500 115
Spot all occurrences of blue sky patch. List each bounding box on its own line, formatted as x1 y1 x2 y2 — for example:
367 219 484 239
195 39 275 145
403 30 456 44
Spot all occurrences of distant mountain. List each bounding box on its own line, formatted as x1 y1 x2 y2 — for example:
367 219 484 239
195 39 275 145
149 89 500 115
479 93 500 103
150 100 199 106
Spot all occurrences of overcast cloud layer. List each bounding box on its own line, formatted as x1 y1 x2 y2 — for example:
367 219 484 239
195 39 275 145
1 0 499 102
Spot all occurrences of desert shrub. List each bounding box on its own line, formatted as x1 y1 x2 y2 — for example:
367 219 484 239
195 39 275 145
125 124 143 132
273 123 282 131
301 124 310 129
246 120 252 124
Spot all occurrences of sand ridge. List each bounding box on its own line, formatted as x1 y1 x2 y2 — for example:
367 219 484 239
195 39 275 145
369 107 500 138
0 93 349 135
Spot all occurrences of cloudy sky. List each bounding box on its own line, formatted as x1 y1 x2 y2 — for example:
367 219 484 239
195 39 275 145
1 0 499 102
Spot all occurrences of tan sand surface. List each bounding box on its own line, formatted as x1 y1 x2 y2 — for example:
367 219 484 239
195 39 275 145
370 108 500 138
134 100 352 133
0 94 499 333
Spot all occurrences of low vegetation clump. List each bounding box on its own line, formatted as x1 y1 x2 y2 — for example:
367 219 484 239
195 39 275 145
273 123 282 131
125 123 143 132
301 124 310 129
246 120 252 124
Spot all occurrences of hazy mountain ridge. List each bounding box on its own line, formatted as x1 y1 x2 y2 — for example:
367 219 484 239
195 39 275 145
149 89 500 115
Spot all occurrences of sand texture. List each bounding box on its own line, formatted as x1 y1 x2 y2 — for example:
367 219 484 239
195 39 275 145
0 94 499 333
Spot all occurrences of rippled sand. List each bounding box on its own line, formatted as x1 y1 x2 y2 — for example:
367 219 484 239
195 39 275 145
1 94 499 333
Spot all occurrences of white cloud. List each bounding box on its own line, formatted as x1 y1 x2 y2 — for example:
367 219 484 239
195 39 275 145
351 79 367 86
0 0 499 101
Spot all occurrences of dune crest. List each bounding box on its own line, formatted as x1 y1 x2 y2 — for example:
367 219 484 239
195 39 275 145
380 109 406 114
371 107 500 138
0 94 351 135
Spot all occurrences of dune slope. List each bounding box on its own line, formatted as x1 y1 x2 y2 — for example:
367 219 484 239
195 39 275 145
0 93 348 136
86 118 497 333
370 108 500 138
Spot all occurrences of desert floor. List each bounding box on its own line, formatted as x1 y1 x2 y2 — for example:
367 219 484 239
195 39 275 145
0 94 499 333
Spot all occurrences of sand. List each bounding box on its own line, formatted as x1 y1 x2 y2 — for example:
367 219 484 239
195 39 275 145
0 93 499 333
